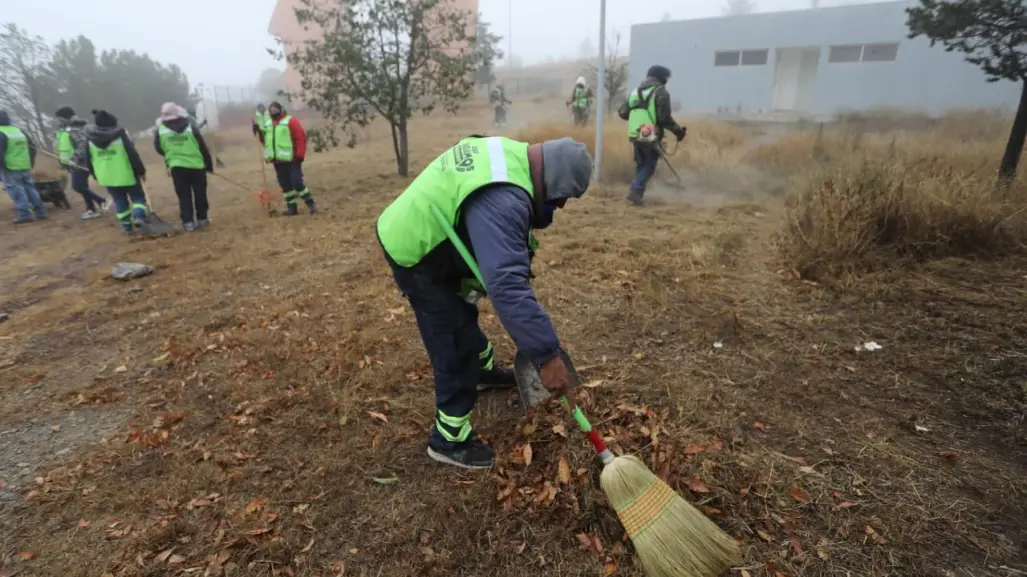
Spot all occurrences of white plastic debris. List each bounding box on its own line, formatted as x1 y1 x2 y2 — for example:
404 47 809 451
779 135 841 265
713 341 724 349
855 341 883 352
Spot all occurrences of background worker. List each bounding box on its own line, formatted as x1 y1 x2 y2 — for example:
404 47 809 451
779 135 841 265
0 109 47 224
84 109 150 235
55 106 109 219
265 101 317 216
618 64 686 205
154 102 214 231
566 76 593 126
253 103 270 144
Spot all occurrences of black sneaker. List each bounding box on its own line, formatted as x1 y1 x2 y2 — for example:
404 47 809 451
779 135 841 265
283 203 299 217
427 438 495 470
307 202 318 215
626 191 644 205
477 367 516 392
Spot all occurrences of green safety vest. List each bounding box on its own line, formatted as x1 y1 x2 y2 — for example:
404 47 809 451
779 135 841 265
56 129 75 164
264 115 293 162
0 125 31 171
89 138 136 187
627 86 658 139
157 123 205 169
255 111 271 133
378 136 538 296
573 86 590 108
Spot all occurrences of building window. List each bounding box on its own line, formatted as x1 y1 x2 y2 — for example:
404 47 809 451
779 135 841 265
828 43 900 63
714 49 768 67
714 51 741 66
862 43 899 62
828 45 863 63
741 49 769 66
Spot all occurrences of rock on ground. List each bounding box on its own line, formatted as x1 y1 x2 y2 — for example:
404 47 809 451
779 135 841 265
111 262 153 281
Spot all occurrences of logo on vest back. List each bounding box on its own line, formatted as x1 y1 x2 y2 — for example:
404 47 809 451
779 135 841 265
451 141 479 173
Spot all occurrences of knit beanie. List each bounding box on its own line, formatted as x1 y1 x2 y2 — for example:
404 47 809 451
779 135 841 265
92 109 118 128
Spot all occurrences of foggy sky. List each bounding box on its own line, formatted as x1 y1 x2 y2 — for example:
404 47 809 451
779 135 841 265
6 0 892 89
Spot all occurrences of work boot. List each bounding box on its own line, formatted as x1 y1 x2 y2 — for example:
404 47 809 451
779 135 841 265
477 367 517 392
427 437 495 470
183 221 196 232
626 190 644 206
13 217 34 225
283 203 299 217
197 218 211 229
304 198 318 215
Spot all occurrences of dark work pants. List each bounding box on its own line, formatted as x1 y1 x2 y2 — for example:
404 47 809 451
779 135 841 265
273 160 313 205
70 169 105 211
384 250 489 449
170 167 209 224
629 141 660 197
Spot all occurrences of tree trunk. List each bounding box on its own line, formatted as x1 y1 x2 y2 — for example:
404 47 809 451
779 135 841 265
998 78 1027 183
389 121 402 177
397 120 409 178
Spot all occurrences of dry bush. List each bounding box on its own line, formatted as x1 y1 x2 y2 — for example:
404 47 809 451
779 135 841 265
783 153 1027 280
515 118 751 183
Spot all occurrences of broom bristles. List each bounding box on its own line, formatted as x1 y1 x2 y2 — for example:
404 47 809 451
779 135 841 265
601 455 739 577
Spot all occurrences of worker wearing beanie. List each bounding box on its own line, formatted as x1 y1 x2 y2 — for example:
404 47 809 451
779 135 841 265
377 135 592 470
264 101 316 215
84 109 151 235
618 64 686 205
55 106 110 219
154 102 215 231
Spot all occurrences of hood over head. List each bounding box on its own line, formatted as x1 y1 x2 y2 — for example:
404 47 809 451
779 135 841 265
86 111 126 148
159 102 187 123
540 137 592 203
646 65 671 85
268 101 285 117
575 76 586 86
0 110 10 126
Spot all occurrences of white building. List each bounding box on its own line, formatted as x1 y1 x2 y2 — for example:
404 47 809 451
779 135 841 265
628 1 1021 116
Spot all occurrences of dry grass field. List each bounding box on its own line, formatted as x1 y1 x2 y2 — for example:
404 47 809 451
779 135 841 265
0 98 1025 577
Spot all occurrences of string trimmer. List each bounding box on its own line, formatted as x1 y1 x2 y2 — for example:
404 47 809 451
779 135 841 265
427 202 739 577
657 140 686 190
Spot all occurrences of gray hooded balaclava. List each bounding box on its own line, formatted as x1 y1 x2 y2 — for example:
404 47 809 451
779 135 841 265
540 137 592 202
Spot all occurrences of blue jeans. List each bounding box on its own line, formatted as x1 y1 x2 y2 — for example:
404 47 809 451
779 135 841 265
629 141 660 197
383 248 489 449
107 184 149 231
70 170 106 211
2 170 46 221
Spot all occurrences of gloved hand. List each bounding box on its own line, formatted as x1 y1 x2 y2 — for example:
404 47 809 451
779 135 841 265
540 354 571 398
674 127 686 142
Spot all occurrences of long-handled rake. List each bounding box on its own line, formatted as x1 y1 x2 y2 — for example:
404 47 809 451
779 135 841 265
429 203 740 577
211 172 277 217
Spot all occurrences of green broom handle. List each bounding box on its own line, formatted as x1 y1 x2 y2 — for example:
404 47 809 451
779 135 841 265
428 204 614 463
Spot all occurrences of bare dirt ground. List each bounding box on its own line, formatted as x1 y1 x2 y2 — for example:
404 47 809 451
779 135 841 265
0 99 1025 577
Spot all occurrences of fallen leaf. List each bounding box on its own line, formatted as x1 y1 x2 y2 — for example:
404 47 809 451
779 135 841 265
372 476 399 485
293 503 310 514
683 476 709 493
245 497 268 515
756 529 773 542
0 479 6 489
865 525 887 544
348 547 359 554
155 548 176 564
367 411 388 423
789 536 804 554
557 458 571 485
741 571 752 577
523 443 533 466
114 365 128 373
701 505 724 516
244 527 272 536
168 554 186 564
789 488 810 503
575 532 603 557
551 424 567 437
515 541 527 554
754 422 769 433
78 519 91 528
371 430 382 450
603 557 619 576
582 380 604 388
19 551 35 560
301 537 315 553
683 443 707 455
836 501 860 509
783 455 806 464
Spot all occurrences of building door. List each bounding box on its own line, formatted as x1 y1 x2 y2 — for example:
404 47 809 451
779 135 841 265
773 47 821 112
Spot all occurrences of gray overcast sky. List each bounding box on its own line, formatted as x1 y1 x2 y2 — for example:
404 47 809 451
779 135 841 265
5 0 885 88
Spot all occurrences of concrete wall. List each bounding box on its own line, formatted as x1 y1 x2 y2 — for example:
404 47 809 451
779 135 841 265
629 0 1021 116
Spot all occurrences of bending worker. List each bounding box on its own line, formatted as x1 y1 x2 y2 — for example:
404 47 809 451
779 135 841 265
376 135 592 470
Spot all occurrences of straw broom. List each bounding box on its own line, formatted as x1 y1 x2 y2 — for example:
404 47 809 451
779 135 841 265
429 203 740 577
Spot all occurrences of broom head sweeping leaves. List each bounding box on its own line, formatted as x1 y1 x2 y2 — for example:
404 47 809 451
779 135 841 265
602 455 739 577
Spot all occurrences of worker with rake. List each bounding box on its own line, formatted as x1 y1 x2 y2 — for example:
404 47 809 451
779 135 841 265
55 106 111 220
252 103 271 144
84 109 152 236
377 135 592 470
154 103 215 231
265 101 317 216
618 64 686 205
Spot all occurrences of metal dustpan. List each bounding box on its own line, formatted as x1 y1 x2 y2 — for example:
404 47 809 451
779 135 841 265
513 348 581 414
